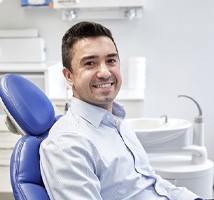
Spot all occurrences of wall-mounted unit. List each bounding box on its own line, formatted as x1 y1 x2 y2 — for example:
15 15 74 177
52 0 145 21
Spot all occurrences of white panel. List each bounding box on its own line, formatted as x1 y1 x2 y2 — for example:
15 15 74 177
0 29 38 38
61 8 143 21
53 0 144 9
0 38 46 62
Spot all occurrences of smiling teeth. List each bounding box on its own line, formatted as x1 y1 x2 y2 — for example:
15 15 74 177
96 84 111 88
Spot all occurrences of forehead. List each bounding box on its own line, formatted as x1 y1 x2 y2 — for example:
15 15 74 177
72 36 117 58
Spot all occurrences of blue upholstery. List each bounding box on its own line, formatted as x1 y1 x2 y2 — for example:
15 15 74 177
10 135 50 200
0 74 59 200
0 74 55 135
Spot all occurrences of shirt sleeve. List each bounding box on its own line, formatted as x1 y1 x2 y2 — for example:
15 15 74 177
40 133 102 200
154 173 203 200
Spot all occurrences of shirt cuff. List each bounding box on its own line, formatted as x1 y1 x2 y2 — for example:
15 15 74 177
177 188 203 200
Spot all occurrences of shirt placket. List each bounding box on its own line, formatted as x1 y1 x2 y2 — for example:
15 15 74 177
118 121 169 198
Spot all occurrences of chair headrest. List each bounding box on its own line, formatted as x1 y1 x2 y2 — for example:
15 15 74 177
0 74 55 136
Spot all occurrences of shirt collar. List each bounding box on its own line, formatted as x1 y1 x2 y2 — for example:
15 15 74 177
69 97 126 128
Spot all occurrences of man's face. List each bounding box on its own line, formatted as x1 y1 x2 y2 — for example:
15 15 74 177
63 36 122 111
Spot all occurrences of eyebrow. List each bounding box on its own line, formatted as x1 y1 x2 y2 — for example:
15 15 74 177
106 53 119 58
81 53 119 62
81 55 98 61
107 53 120 62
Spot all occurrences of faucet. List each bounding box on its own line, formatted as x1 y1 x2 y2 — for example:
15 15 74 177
161 115 168 123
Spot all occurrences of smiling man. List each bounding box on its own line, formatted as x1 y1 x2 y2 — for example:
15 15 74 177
62 35 121 111
40 21 203 200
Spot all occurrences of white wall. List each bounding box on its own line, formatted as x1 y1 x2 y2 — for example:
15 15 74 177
1 0 214 161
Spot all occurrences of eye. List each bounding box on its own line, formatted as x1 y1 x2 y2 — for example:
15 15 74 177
84 61 96 67
107 58 119 66
108 59 115 63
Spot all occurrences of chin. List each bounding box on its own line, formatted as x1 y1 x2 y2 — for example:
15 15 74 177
93 96 114 105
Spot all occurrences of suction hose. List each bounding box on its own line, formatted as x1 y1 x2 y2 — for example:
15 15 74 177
178 95 204 146
178 95 208 164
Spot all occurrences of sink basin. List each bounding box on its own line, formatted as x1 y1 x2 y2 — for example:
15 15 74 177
127 118 192 152
127 118 192 132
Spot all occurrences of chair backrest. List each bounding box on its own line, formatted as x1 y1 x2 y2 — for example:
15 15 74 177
0 74 59 200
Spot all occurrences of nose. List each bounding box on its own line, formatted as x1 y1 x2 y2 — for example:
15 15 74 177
97 64 111 79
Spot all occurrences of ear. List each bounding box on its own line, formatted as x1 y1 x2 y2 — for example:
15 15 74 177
62 67 73 86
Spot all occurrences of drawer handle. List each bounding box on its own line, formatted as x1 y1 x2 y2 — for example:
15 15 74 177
0 147 13 150
0 163 10 167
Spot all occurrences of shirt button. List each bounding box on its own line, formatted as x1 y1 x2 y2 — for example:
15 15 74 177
107 115 111 120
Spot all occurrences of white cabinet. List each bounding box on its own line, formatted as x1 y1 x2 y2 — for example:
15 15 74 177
53 0 144 20
0 115 21 200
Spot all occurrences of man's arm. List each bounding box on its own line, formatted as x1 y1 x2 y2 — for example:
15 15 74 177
40 133 102 200
153 173 203 200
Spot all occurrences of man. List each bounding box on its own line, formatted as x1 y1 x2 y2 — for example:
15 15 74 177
40 21 202 199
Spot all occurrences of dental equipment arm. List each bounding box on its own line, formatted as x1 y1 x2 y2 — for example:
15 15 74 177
178 95 207 164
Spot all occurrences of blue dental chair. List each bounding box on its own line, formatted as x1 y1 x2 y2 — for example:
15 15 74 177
0 74 59 200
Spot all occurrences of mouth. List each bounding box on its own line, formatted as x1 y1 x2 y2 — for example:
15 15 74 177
94 83 113 88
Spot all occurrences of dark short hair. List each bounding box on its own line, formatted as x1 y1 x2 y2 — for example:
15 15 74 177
62 21 118 71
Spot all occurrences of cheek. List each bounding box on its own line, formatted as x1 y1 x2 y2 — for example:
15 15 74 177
73 70 94 86
113 68 122 80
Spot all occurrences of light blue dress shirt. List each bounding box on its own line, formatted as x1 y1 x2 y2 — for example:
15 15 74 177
40 97 200 200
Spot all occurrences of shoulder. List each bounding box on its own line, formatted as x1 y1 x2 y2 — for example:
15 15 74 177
41 111 95 148
49 111 81 136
